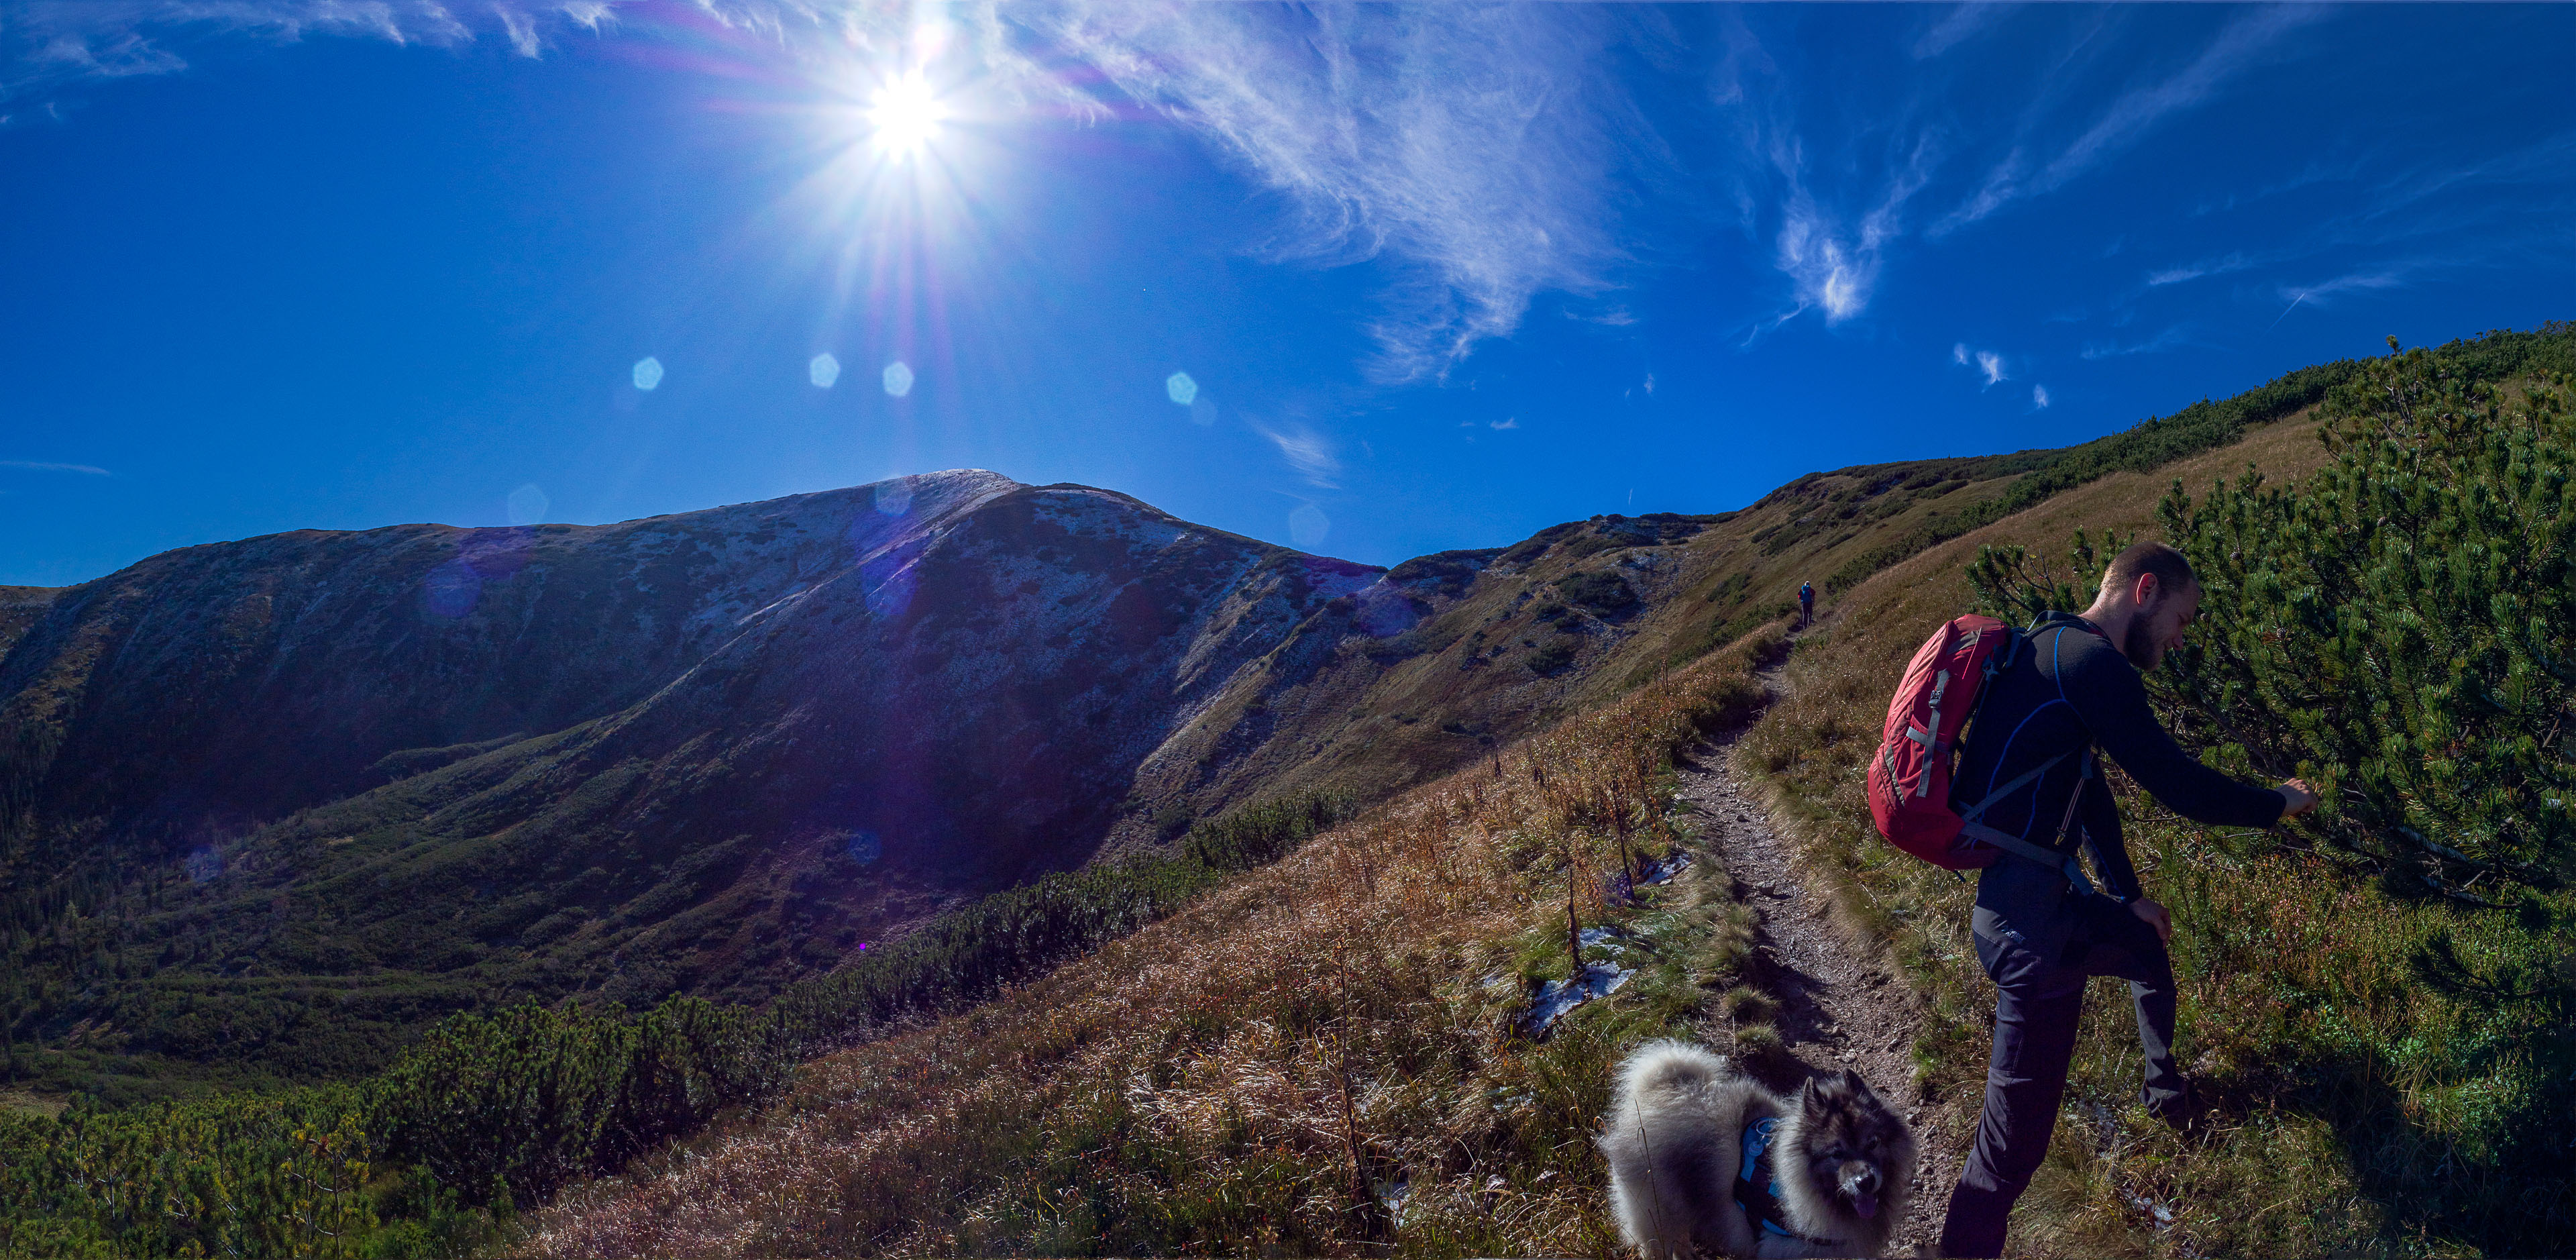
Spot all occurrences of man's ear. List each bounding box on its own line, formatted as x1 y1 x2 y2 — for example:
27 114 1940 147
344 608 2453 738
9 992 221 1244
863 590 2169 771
2131 571 2159 609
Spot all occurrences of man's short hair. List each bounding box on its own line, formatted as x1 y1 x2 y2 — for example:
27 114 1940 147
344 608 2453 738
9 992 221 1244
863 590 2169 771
2103 540 2196 605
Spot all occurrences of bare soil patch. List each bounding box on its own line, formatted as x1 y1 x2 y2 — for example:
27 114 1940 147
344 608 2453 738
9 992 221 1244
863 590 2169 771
1672 658 1963 1257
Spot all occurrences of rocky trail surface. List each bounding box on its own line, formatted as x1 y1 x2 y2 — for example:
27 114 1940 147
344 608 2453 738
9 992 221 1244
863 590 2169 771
1670 652 1964 1257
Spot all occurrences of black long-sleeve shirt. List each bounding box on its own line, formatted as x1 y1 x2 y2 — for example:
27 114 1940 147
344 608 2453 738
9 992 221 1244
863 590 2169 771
1955 611 2283 931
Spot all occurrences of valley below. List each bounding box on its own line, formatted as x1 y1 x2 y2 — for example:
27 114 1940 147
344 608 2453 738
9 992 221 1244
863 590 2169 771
1 325 2569 1259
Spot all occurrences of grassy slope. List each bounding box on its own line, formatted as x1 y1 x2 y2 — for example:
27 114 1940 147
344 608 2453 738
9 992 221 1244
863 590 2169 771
519 635 1782 1257
522 376 2546 1255
5 326 2383 1113
1170 327 2391 826
1739 407 2566 1253
1148 448 2067 833
504 421 2357 1256
17 331 2549 1243
0 459 2040 1111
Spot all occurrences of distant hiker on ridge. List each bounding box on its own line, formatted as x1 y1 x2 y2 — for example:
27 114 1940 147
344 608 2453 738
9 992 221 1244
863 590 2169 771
1797 581 1814 631
1937 541 2318 1257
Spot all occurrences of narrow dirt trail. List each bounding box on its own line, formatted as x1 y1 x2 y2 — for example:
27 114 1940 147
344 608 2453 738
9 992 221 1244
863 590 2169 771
1669 654 1964 1257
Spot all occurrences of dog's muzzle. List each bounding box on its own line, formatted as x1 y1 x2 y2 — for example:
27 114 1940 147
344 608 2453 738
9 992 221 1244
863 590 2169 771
1840 1163 1884 1219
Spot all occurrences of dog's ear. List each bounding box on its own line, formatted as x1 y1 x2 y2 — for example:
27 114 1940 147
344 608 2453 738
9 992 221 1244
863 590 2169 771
1797 1075 1821 1108
1840 1068 1874 1098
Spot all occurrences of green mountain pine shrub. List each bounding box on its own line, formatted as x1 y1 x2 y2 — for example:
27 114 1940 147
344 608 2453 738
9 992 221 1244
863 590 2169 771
1970 344 2573 899
1832 323 2575 595
1963 341 2574 1249
0 794 1344 1248
2157 349 2571 900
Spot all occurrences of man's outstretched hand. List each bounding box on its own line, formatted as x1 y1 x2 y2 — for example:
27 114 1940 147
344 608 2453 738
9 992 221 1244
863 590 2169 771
2277 778 2320 818
2130 896 2174 945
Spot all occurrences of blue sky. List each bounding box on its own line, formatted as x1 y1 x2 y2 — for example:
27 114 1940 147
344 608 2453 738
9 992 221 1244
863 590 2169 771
3 2 2569 586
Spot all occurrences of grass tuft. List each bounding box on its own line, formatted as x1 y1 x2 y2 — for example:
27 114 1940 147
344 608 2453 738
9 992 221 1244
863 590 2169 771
517 643 1789 1257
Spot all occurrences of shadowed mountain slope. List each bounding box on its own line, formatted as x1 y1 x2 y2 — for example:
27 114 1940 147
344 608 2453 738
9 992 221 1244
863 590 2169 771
12 326 2563 1097
0 454 2042 1089
1 472 1411 1072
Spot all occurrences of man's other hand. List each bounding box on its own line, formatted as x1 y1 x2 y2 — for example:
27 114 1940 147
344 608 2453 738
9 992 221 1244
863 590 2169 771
2277 778 2320 818
2131 897 2174 946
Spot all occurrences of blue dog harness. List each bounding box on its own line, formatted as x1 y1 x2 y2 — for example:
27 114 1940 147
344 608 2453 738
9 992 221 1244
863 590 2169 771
1735 1117 1835 1247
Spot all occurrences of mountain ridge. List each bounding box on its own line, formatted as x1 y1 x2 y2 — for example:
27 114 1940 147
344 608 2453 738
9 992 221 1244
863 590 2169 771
16 325 2568 1099
0 440 2275 1090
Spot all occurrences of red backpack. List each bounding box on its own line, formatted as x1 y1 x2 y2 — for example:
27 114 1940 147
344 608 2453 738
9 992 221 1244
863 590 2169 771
1867 615 2098 884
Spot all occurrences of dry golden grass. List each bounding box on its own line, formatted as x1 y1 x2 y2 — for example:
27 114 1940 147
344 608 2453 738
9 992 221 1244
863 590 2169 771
520 636 1778 1258
1735 412 2561 1257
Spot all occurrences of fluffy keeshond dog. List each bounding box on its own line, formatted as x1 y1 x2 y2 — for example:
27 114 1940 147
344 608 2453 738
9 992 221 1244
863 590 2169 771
1598 1041 1917 1259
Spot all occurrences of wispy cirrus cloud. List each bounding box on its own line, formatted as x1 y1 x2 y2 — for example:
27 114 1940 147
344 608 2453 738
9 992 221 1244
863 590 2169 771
1912 3 2011 61
2145 252 2255 287
2031 384 2051 409
1951 343 2008 388
2192 156 2368 217
1717 17 1940 329
1932 6 2325 236
0 460 111 475
1771 148 1930 325
0 1 617 117
2082 326 2192 360
8 3 1641 380
2279 270 2407 307
1024 4 1638 381
1245 419 1342 490
2265 268 2410 330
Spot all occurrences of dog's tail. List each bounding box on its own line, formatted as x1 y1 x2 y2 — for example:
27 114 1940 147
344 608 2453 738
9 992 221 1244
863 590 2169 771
1615 1039 1729 1104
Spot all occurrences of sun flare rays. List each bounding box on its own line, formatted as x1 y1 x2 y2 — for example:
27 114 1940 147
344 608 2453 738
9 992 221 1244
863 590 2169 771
865 69 949 159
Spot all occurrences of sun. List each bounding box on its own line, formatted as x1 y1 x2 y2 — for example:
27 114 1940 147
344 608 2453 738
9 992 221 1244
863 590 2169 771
867 71 948 158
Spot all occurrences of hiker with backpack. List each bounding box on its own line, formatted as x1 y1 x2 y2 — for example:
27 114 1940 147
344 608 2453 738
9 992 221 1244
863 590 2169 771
1797 581 1814 630
1862 541 2316 1258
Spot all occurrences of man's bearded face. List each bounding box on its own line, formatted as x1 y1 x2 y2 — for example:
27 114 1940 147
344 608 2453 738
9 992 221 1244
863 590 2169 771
2125 579 2202 670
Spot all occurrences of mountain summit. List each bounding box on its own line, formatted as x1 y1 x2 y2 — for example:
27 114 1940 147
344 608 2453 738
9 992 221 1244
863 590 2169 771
1 472 1428 1022
0 439 2057 1084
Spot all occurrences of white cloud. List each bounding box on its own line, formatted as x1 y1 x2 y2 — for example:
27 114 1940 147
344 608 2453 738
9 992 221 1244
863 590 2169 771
1952 343 2015 388
1489 417 1519 430
0 460 111 475
1775 209 1868 323
1931 7 2326 235
1760 133 1934 325
2145 252 2254 287
2276 270 2407 315
0 1 602 107
1913 3 2011 60
1247 419 1342 489
1029 4 1635 380
2032 384 2051 409
2082 327 2191 360
7 4 1633 380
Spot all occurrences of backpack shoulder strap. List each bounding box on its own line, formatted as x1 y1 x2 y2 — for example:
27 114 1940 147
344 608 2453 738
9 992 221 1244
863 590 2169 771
1958 746 2098 896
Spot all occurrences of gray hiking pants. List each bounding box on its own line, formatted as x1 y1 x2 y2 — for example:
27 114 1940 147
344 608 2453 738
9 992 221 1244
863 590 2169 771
1938 892 2183 1257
